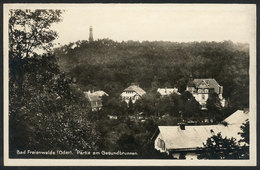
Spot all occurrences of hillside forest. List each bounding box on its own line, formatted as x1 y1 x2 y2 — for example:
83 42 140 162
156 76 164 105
54 39 249 110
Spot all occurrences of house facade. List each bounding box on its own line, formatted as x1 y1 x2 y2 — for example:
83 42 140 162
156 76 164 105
84 90 108 111
186 78 225 108
157 88 181 96
153 110 249 159
120 85 146 104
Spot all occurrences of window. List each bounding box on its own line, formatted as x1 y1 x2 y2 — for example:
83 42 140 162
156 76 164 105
205 89 209 93
157 138 165 150
202 94 205 100
198 89 201 93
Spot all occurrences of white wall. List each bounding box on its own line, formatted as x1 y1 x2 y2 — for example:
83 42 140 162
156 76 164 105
154 134 166 153
121 91 139 103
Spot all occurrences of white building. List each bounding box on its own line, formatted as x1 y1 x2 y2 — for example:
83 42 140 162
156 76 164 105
84 90 108 111
120 85 146 104
186 78 225 109
157 88 181 96
152 110 249 160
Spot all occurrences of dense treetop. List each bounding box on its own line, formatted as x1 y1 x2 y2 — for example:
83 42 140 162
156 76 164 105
55 39 249 109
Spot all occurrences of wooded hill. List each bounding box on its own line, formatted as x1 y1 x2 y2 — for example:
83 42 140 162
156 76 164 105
54 39 249 109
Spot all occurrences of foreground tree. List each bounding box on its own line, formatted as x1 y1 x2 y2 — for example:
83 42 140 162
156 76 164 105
238 119 249 145
238 119 249 159
197 133 242 159
198 120 250 159
206 92 224 122
9 9 63 58
9 9 100 157
9 9 63 98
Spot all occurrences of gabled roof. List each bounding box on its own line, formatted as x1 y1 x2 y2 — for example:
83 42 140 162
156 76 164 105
84 92 100 102
123 85 146 96
93 90 109 97
156 110 248 151
84 92 103 109
189 78 222 93
157 88 181 96
84 90 108 102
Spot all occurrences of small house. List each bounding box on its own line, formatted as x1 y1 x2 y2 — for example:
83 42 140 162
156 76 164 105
186 78 225 109
157 88 181 96
84 90 108 111
120 84 146 104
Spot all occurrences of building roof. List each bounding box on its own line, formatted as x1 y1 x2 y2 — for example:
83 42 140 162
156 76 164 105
84 90 108 101
93 90 109 97
224 110 249 125
188 78 222 93
157 88 181 96
156 110 248 151
84 92 100 102
84 92 103 109
123 85 146 96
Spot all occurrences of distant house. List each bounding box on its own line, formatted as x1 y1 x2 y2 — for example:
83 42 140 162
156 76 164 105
107 115 118 120
186 78 225 109
152 110 249 160
84 90 108 111
120 85 146 104
157 88 181 96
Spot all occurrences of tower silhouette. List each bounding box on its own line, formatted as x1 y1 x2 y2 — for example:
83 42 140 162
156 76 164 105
89 26 93 42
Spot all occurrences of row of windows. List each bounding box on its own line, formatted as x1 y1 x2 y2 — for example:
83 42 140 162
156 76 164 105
123 96 137 100
198 89 209 93
125 91 134 94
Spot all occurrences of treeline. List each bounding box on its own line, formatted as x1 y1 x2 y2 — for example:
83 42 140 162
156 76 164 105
55 39 249 109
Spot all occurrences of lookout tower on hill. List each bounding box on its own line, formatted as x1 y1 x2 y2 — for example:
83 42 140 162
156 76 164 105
89 26 94 42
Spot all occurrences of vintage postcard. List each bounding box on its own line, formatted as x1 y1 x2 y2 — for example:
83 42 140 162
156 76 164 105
3 3 257 166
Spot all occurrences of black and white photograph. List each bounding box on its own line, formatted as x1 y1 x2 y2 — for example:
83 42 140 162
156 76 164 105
3 3 257 166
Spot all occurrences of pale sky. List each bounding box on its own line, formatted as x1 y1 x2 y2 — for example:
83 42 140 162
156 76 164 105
49 4 256 45
5 4 256 45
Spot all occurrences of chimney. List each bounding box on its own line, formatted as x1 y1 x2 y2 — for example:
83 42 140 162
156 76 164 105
243 108 249 113
189 74 193 81
210 129 215 135
179 123 185 130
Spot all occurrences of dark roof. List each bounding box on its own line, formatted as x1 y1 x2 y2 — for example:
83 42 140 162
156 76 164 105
189 78 222 93
124 85 146 96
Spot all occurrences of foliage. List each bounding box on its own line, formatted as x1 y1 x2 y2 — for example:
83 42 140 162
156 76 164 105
197 133 243 159
9 54 100 155
55 39 249 110
206 92 224 121
9 9 63 59
238 119 249 145
198 119 250 160
238 120 250 148
9 9 100 157
117 133 138 152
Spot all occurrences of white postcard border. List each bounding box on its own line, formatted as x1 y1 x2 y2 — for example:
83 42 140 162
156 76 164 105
3 3 257 166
